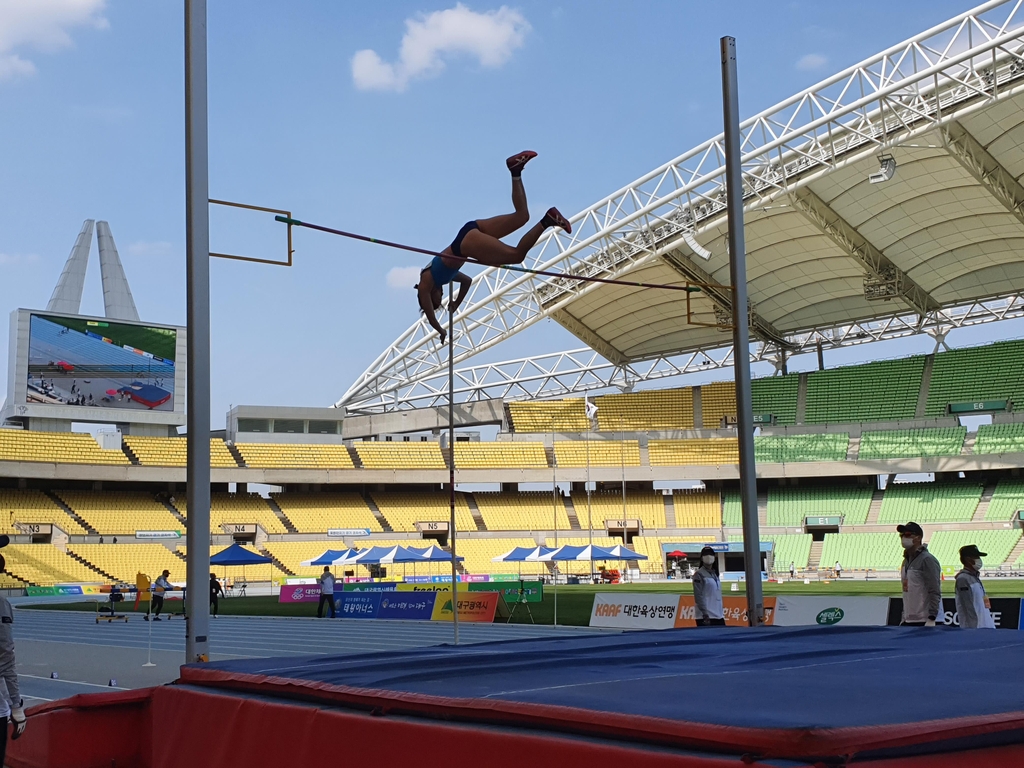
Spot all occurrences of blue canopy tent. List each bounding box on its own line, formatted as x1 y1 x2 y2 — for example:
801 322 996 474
210 543 274 596
406 544 465 581
300 549 352 567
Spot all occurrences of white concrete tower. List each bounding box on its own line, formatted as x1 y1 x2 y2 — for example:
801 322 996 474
95 220 140 322
46 219 94 315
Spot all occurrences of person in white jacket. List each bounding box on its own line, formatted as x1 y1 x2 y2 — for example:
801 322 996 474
0 535 26 764
954 544 996 629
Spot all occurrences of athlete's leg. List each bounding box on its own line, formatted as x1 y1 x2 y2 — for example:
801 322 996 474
460 207 570 266
475 152 537 239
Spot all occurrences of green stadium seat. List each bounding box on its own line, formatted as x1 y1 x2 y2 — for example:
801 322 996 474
877 482 982 524
767 486 873 526
925 340 1024 417
927 530 1021 570
985 480 1024 522
755 434 849 463
859 427 966 459
975 423 1024 455
804 357 924 424
751 376 798 426
820 532 902 571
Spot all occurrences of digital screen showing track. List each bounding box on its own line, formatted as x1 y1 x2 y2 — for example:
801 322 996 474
26 314 177 412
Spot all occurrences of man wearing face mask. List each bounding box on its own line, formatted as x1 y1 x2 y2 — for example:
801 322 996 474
954 544 995 629
896 522 941 627
692 546 725 627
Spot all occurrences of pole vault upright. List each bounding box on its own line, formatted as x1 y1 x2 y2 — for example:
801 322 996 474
185 0 212 661
721 36 764 626
448 289 459 645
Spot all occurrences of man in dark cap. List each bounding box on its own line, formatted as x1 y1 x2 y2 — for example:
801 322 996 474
897 522 942 626
955 544 995 629
0 535 26 761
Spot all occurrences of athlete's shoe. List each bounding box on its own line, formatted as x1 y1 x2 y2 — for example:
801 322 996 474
542 207 571 233
506 150 538 175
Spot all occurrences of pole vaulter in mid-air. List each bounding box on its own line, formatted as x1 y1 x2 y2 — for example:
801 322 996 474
414 151 571 343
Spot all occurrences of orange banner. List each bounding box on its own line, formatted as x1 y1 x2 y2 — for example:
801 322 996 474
675 596 776 627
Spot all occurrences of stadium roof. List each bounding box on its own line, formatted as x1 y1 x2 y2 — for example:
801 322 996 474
341 1 1024 413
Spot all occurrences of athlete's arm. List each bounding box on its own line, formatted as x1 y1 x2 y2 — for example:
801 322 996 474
417 283 447 343
449 273 473 314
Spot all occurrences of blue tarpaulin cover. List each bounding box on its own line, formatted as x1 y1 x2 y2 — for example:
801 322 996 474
185 625 1024 761
209 543 272 566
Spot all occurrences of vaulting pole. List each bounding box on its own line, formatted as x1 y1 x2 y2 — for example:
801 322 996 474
185 0 212 660
721 36 764 626
448 288 459 645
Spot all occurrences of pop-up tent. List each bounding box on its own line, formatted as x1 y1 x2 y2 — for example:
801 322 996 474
210 543 274 595
407 545 463 562
300 549 352 567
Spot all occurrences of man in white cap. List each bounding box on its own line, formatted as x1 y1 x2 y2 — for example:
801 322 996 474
955 544 995 629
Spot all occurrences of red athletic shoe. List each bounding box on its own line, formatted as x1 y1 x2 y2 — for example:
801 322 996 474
506 150 538 175
543 206 571 234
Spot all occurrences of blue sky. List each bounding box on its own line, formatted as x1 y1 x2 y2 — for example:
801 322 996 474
1 0 1019 424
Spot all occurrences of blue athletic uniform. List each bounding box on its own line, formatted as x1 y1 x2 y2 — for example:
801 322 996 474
426 221 478 286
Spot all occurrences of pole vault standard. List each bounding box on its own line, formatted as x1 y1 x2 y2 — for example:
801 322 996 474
721 36 764 626
184 0 212 662
448 287 459 646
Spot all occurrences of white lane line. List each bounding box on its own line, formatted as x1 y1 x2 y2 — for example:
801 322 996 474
22 695 54 703
20 674 128 691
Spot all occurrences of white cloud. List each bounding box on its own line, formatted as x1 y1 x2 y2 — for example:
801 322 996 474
796 53 827 72
0 0 108 82
352 3 530 93
386 265 423 290
0 252 39 266
126 241 173 259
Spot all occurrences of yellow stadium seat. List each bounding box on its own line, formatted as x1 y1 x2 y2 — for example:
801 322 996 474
507 400 590 432
123 436 238 468
594 389 694 431
271 493 382 533
649 439 739 466
701 381 737 428
236 443 355 469
474 492 572 530
554 440 640 468
0 430 128 466
370 492 476 532
58 491 183 535
0 489 87 535
354 442 446 469
453 442 548 469
69 543 184 584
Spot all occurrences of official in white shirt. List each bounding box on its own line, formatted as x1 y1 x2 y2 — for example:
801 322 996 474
692 546 725 627
317 567 336 618
954 544 996 629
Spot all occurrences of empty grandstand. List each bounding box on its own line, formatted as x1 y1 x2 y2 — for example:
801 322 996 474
0 430 128 465
877 482 983 524
473 492 571 531
804 357 924 424
124 436 238 467
650 439 738 466
986 480 1024 522
672 491 722 529
925 340 1024 417
370 491 475 532
507 399 588 432
553 440 640 467
755 434 849 463
975 423 1024 455
0 489 87 534
353 441 446 469
578 490 667 530
819 532 902 572
70 543 183 583
594 389 693 431
57 491 182 535
767 486 874 527
453 441 547 469
859 428 966 460
271 493 382 533
236 443 354 469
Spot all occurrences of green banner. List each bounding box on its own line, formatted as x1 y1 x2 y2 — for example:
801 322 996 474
490 574 520 582
805 516 842 527
752 413 774 424
470 580 543 603
26 586 57 596
949 400 1008 413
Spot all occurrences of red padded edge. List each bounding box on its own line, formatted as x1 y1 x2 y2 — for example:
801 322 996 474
179 666 1024 760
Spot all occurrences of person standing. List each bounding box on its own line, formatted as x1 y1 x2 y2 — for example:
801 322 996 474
0 536 25 763
209 573 224 619
955 545 995 629
692 546 725 627
835 561 843 579
789 560 795 579
897 522 942 627
317 567 336 618
151 569 173 621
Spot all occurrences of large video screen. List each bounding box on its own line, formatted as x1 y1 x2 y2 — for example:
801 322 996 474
26 314 177 412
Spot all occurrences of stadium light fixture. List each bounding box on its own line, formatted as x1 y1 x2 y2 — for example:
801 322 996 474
868 155 897 184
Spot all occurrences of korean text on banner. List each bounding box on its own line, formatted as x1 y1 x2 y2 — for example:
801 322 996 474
431 592 499 622
590 593 680 629
774 596 888 627
675 596 776 627
278 585 321 603
337 592 383 619
377 593 437 620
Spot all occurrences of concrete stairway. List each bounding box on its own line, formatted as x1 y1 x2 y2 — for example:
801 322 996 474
46 491 97 534
972 482 997 522
664 494 677 528
266 496 297 533
563 494 583 530
226 443 246 467
757 490 768 527
1003 535 1024 567
465 493 487 531
156 495 187 527
865 489 885 524
808 540 823 570
362 493 394 532
846 436 860 461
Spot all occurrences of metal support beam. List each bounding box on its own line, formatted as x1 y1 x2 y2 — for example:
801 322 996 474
184 0 211 664
789 187 939 315
661 247 789 346
722 36 763 626
942 119 1024 228
549 309 628 365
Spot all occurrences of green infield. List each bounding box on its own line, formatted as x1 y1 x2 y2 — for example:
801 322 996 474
23 579 1024 627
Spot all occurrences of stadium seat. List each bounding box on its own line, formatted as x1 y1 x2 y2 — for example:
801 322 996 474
701 381 737 428
751 375 799 426
124 436 239 467
69 543 184 584
553 440 640 468
925 340 1024 417
985 480 1024 521
767 534 813 572
4 544 109 586
804 357 924 424
173 493 288 534
819 532 902 571
594 389 694 431
507 400 590 432
767 486 873 526
974 423 1024 455
455 537 542 577
353 441 446 470
0 489 88 535
672 491 722 529
649 439 738 466
236 443 354 469
575 491 667 530
755 433 849 463
877 482 982 524
927 529 1021 570
370 492 476 532
473 492 572 531
271 493 382 533
57 491 183 535
453 442 548 469
0 430 128 465
858 427 966 459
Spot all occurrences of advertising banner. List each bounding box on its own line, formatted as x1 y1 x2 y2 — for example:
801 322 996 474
590 593 682 629
431 592 499 623
54 585 84 595
774 597 887 627
327 528 370 538
490 574 519 582
675 596 776 627
26 587 57 597
337 592 382 618
470 581 543 603
343 582 399 592
377 593 437 620
460 574 490 582
278 585 321 603
886 597 1021 629
135 531 181 540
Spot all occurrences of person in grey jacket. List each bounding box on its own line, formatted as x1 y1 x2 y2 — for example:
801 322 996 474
897 522 942 626
692 546 725 627
954 544 995 629
0 536 26 760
